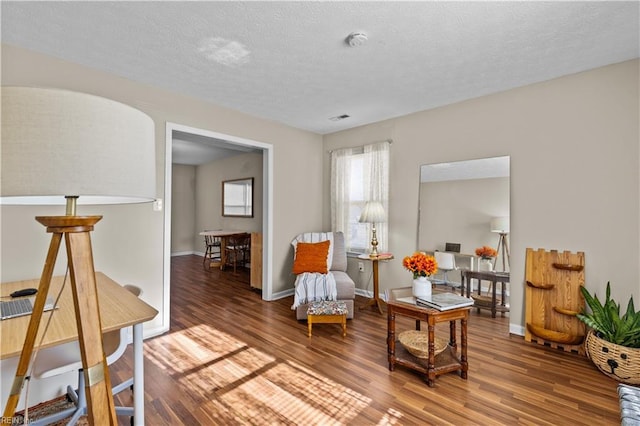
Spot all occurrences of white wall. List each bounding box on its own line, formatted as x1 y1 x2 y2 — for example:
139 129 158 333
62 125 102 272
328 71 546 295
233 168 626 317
323 59 640 335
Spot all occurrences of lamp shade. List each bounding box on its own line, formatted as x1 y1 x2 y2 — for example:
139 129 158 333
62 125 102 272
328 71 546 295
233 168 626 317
359 201 386 224
1 87 155 205
490 216 510 233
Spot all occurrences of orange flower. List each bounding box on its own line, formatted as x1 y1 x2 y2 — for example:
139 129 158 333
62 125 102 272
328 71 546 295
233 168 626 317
402 251 438 279
475 246 497 259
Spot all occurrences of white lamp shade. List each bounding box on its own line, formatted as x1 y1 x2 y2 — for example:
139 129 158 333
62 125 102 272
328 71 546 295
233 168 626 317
1 87 155 205
359 201 386 223
490 216 510 233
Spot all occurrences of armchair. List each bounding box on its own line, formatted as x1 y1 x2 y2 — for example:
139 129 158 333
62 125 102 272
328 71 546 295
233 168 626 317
291 232 355 320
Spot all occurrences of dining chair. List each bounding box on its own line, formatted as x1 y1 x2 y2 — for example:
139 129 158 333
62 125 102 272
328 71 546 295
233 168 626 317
223 233 251 273
203 232 222 269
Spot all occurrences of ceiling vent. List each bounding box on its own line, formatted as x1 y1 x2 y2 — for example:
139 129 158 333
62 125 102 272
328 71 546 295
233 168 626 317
329 114 350 122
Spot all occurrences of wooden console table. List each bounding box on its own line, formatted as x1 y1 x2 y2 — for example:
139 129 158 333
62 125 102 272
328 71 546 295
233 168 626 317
386 287 470 387
460 270 510 318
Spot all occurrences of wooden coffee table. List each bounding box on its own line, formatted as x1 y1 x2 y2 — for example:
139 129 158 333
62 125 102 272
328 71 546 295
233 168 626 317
386 287 470 387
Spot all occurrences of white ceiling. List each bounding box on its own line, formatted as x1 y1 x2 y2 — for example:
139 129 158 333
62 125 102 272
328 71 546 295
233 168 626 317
172 130 259 165
2 1 638 163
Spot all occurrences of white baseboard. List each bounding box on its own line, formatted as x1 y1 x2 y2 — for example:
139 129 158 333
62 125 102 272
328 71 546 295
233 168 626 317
271 288 294 301
172 251 197 257
509 323 525 336
355 288 374 299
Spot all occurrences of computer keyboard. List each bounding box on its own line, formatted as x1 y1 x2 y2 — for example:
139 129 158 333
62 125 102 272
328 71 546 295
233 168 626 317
0 298 34 320
0 297 55 320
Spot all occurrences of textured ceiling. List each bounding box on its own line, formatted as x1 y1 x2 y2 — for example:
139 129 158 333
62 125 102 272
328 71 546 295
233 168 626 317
2 1 639 148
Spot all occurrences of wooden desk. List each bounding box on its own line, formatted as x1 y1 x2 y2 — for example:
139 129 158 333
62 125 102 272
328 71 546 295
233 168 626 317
386 287 469 387
460 270 510 318
1 273 158 424
358 253 394 314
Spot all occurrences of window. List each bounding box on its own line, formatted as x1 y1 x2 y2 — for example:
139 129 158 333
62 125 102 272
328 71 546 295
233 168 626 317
331 141 390 253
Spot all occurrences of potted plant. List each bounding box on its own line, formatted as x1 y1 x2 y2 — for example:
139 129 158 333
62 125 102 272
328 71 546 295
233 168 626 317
576 282 640 384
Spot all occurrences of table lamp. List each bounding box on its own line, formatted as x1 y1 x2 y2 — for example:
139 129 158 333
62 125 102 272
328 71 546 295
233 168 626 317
490 216 510 271
359 201 386 257
1 87 155 424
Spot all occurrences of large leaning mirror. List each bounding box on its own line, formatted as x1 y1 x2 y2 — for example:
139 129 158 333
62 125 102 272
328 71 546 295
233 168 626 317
418 156 510 275
222 177 254 217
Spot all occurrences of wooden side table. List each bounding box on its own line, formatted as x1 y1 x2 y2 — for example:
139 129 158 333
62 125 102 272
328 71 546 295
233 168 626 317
358 253 393 314
386 287 470 387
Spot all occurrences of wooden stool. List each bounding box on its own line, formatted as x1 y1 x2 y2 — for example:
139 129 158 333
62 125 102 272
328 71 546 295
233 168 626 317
306 301 347 338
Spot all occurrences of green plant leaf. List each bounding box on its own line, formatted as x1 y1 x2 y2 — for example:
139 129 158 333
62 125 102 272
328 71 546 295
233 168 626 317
577 282 640 348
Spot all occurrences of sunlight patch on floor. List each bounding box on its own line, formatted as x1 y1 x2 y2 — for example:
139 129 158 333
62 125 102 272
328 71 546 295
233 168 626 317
143 324 406 424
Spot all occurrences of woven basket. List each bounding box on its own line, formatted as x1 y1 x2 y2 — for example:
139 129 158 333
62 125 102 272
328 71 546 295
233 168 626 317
585 330 640 385
398 330 448 359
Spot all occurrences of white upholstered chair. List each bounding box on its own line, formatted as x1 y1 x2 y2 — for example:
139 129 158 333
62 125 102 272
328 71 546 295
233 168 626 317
433 251 459 289
28 285 141 425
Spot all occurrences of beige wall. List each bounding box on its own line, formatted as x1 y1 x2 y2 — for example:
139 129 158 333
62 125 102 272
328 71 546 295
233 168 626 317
324 59 640 334
172 153 263 255
194 152 263 250
171 164 197 254
1 45 325 335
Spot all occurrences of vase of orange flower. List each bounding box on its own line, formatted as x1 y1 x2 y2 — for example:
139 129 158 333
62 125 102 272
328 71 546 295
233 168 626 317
475 246 497 271
402 251 438 299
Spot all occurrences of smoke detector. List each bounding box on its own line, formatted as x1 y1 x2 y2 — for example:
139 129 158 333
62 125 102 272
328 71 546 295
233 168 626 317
346 32 368 47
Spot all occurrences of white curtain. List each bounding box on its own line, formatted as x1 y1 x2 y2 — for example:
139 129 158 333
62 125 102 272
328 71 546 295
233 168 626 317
331 140 390 252
330 147 352 244
363 141 390 252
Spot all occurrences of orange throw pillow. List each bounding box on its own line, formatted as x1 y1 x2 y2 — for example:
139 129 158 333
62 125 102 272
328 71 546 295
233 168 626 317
292 240 330 274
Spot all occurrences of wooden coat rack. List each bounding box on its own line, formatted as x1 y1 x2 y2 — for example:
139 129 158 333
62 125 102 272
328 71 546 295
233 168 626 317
524 248 586 354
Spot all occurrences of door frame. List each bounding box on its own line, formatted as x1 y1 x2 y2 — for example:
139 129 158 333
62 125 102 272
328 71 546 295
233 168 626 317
163 122 274 328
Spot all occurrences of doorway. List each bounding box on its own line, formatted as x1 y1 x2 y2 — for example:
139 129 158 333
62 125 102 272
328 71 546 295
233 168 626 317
162 122 273 327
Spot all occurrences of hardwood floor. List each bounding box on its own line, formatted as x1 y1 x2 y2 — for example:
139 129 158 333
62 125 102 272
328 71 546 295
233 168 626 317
110 255 621 425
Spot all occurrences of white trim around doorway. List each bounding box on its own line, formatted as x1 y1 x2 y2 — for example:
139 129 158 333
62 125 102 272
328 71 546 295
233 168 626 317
163 122 274 331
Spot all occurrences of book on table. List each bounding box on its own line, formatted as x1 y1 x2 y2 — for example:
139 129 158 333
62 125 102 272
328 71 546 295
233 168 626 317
416 292 474 311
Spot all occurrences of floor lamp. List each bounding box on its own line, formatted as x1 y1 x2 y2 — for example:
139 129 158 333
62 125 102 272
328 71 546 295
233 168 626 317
490 217 510 272
1 87 156 425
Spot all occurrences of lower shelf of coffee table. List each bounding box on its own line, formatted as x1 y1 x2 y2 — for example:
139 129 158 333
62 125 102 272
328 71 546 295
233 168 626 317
390 342 463 377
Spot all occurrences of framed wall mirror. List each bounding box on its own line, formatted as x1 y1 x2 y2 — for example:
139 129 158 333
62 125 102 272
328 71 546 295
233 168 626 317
222 177 254 217
418 156 510 271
